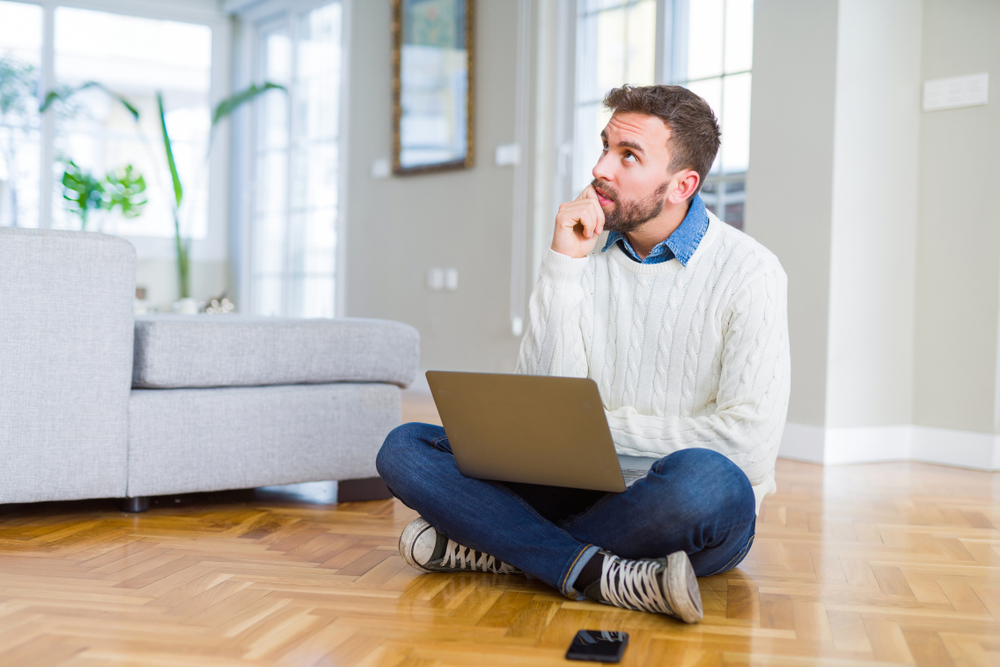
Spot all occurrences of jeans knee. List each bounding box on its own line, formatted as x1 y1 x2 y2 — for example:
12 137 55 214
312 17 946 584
376 422 444 483
656 448 754 520
376 423 413 480
665 448 744 482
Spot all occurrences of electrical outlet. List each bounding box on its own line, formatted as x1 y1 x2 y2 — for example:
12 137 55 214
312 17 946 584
371 157 391 179
443 268 458 291
427 267 444 291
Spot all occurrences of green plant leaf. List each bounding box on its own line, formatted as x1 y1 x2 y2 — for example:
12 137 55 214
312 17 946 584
157 92 183 209
40 81 139 121
104 164 147 219
211 82 286 127
60 159 105 230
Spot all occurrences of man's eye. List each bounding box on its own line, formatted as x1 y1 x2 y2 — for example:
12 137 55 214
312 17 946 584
602 143 609 152
624 152 637 162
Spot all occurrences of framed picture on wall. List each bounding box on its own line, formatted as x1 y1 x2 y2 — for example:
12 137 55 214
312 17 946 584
391 0 474 174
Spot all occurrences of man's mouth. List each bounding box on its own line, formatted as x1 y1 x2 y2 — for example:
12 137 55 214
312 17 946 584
594 187 614 207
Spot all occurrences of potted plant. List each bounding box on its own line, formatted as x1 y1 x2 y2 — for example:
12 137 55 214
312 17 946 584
41 82 285 309
61 160 147 231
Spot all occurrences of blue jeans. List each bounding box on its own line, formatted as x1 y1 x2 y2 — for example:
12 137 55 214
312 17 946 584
376 422 757 599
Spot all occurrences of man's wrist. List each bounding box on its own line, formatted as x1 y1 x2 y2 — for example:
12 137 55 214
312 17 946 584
550 246 587 260
541 247 589 284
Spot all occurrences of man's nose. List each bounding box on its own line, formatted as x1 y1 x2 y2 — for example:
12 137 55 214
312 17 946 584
592 153 612 183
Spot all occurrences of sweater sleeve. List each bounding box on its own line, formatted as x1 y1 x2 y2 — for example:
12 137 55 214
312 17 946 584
516 249 591 378
605 267 790 488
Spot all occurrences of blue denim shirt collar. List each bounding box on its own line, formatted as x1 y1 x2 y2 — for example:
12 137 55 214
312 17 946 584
601 193 709 266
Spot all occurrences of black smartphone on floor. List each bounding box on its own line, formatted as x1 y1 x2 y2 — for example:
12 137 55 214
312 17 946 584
565 630 629 663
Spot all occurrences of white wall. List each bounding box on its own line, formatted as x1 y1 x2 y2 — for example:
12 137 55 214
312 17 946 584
749 0 1000 469
343 0 527 373
744 0 839 427
826 0 921 428
913 0 1000 435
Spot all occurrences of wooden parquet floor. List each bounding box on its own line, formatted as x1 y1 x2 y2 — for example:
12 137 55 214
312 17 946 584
0 399 997 666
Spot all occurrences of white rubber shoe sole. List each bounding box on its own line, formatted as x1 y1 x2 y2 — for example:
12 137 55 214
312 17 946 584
399 517 439 573
663 550 703 624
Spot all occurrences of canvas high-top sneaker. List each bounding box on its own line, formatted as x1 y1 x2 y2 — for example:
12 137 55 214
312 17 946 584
398 517 522 575
581 549 703 623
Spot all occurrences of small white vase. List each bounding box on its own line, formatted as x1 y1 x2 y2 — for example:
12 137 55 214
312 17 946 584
176 297 199 315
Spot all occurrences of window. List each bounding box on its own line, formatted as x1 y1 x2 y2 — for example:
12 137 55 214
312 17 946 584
571 0 753 229
0 1 224 246
0 1 42 228
51 8 212 239
672 0 752 228
573 0 657 194
239 0 345 318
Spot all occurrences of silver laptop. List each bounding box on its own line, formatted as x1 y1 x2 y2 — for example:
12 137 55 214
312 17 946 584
425 371 657 493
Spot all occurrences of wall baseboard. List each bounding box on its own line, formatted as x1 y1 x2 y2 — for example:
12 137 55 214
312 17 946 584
776 423 826 463
779 422 1000 470
911 426 1000 470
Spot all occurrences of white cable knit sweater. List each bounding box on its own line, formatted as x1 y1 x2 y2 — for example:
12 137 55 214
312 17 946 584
516 213 790 514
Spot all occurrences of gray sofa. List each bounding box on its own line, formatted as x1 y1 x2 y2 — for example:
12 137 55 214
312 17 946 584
0 227 419 509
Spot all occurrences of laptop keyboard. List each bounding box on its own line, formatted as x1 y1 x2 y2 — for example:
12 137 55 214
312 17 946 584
622 468 648 487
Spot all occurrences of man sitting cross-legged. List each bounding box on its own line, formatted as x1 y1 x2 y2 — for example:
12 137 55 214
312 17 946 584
376 84 790 624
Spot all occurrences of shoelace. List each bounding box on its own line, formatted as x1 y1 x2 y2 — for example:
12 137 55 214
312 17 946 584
600 554 672 614
443 540 519 574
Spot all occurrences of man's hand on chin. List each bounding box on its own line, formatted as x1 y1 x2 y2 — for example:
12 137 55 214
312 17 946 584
551 185 606 259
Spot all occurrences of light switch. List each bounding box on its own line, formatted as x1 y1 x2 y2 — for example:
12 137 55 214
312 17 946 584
923 73 989 111
494 143 521 167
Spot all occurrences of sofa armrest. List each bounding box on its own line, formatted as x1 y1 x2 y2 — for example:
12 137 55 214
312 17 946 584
0 228 136 503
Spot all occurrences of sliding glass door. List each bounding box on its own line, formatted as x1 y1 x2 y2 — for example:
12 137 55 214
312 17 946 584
245 0 344 318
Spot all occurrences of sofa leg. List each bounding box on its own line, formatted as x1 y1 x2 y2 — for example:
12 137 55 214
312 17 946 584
121 496 150 513
338 477 392 503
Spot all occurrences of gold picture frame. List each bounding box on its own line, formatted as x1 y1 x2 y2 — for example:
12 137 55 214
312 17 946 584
391 0 474 175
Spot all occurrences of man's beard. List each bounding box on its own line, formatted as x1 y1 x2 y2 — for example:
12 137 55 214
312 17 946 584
593 178 671 234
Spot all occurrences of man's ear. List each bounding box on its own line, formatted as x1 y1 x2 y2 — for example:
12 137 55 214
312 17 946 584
667 170 700 204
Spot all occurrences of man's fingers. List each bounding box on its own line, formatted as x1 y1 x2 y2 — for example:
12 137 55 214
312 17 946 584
578 187 605 237
579 207 600 239
583 198 604 238
551 190 606 256
594 198 605 236
566 199 605 238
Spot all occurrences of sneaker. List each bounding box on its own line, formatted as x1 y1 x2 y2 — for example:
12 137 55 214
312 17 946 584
582 550 703 623
398 517 522 575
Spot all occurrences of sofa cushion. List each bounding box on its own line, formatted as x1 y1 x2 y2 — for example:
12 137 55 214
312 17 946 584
128 383 400 496
133 315 419 389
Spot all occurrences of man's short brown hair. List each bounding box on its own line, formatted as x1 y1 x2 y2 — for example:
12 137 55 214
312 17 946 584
604 84 721 192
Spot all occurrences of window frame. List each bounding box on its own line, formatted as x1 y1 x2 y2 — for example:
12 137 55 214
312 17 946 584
229 0 352 318
665 0 751 228
558 0 751 229
2 0 232 262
